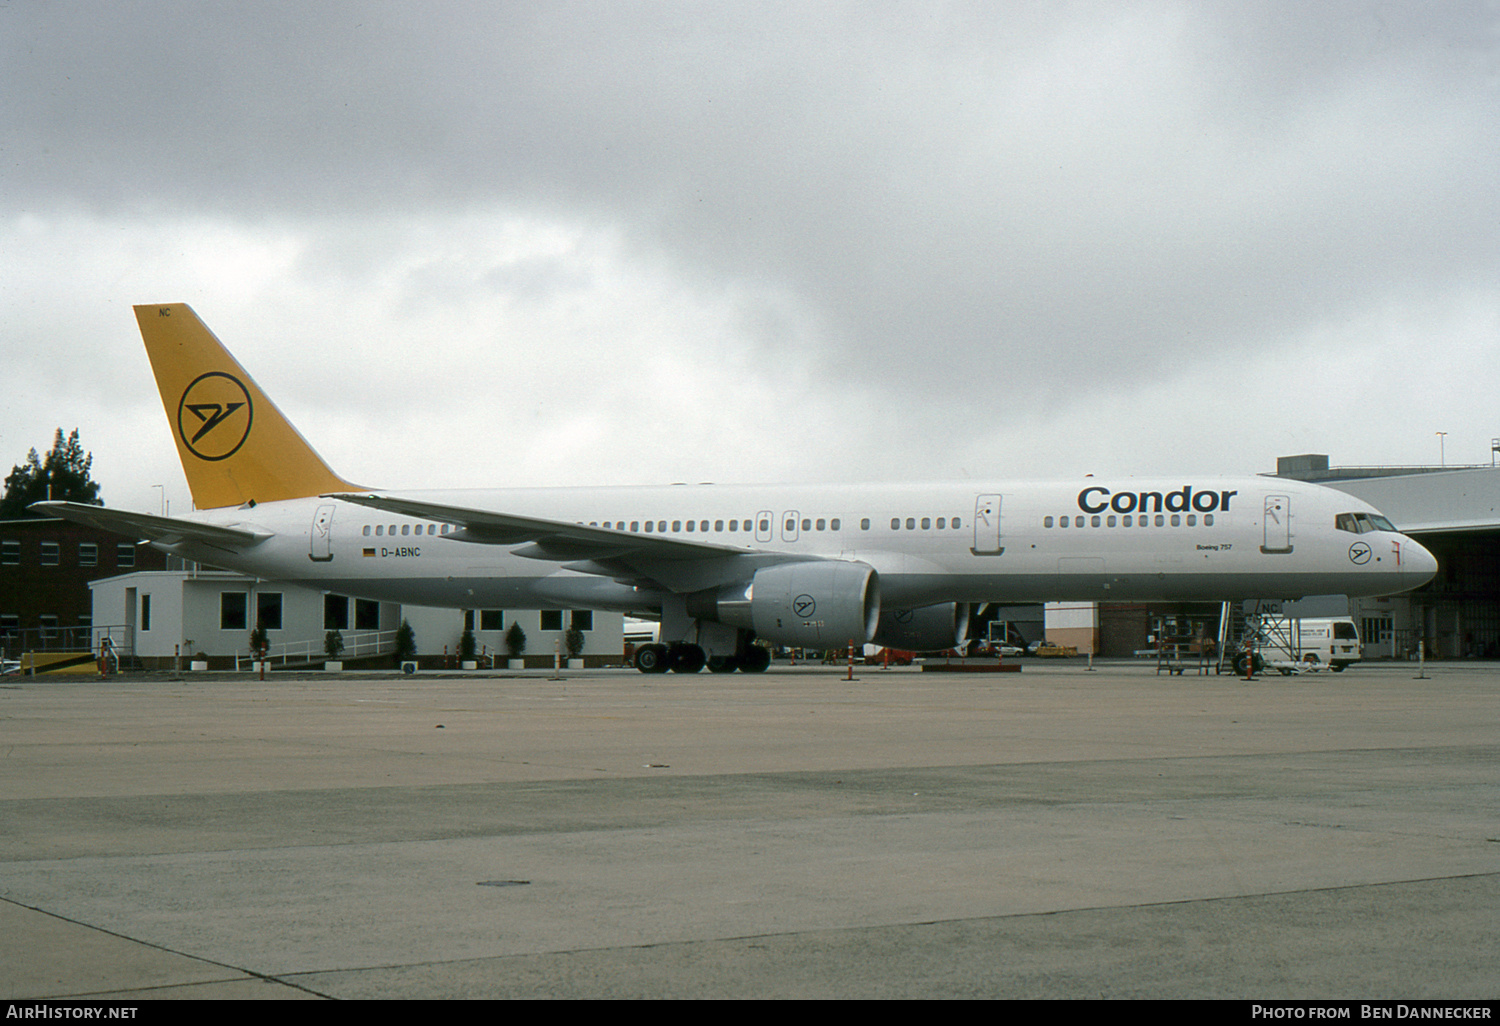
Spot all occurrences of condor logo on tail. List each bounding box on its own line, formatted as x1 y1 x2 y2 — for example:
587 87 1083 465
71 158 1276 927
178 372 254 461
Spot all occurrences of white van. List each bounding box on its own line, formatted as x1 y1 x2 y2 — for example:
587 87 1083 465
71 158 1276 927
1258 617 1362 672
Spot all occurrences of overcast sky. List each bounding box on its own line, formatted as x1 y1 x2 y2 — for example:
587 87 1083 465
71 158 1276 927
3 1 1497 513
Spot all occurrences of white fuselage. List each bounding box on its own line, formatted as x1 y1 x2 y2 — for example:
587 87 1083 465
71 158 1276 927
156 476 1436 615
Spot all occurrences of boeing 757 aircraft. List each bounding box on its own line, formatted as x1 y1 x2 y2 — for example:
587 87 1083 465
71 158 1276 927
36 304 1438 672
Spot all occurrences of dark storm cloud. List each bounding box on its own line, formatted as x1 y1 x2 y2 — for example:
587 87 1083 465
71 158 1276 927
4 0 1498 491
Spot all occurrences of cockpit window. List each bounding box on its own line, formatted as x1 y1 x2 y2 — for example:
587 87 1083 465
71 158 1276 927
1336 512 1399 534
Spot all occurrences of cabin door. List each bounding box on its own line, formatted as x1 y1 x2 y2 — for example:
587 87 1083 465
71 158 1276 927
310 504 335 562
971 494 1004 555
1261 494 1293 554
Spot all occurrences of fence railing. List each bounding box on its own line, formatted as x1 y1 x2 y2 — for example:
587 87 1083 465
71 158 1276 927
237 629 399 670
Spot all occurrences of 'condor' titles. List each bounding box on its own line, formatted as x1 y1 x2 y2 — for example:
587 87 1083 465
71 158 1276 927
1077 485 1238 516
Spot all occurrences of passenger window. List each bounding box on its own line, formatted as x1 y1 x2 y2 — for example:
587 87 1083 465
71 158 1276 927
906 518 916 530
1106 515 1116 527
1091 515 1101 528
672 521 681 532
831 519 841 530
921 517 931 530
861 518 870 530
1044 516 1054 528
715 520 724 532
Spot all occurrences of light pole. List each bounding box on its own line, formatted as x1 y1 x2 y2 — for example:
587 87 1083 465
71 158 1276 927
1436 432 1447 468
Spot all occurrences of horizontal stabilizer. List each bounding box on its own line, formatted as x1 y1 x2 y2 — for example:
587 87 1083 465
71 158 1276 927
30 501 270 549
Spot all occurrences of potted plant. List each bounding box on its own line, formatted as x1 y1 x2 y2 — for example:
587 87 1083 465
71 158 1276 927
459 627 478 670
565 618 586 669
190 650 209 672
505 622 527 669
324 629 345 671
395 619 417 673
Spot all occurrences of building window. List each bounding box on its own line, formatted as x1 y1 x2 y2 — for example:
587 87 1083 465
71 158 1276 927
463 609 475 632
257 593 283 631
324 595 349 631
1 540 17 565
117 543 135 568
0 614 18 638
78 543 97 567
40 542 59 567
38 615 58 641
540 610 563 631
480 610 503 632
140 594 151 632
570 610 593 632
355 599 379 631
221 593 248 631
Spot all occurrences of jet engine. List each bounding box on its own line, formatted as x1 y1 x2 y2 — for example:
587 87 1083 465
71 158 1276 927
871 602 972 652
685 560 880 649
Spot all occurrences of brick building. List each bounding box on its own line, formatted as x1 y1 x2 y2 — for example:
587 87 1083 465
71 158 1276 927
0 517 167 657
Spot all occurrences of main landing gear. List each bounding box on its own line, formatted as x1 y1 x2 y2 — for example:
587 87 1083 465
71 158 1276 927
634 642 770 674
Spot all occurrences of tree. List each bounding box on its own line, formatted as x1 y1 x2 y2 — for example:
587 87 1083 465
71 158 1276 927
395 619 418 664
1 429 103 519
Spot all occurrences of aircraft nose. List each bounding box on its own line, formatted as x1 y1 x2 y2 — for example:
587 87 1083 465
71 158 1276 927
1403 535 1438 584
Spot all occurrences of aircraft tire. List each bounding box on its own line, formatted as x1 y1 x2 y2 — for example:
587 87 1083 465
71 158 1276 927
635 644 670 674
1232 652 1266 675
739 647 771 673
669 644 706 673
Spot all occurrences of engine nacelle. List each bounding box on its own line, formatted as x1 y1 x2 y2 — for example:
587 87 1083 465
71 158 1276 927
871 602 972 652
685 560 880 649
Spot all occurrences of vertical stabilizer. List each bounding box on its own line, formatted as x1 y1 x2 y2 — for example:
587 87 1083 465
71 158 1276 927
135 303 362 509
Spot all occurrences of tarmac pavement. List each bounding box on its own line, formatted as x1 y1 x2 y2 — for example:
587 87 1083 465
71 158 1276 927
1 660 1496 999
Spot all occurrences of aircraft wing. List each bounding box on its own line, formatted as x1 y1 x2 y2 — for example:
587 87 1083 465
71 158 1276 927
30 501 271 549
326 492 798 592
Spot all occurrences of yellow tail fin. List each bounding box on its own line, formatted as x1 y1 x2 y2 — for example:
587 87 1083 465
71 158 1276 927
136 303 362 509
